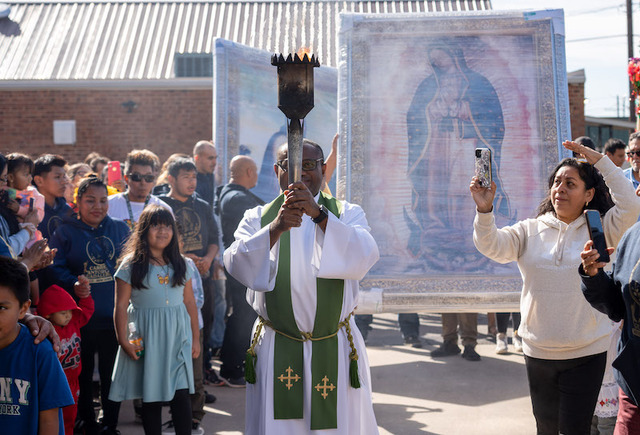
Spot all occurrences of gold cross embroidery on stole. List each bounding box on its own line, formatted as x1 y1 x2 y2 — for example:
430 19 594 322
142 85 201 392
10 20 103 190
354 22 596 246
314 376 336 399
277 366 300 390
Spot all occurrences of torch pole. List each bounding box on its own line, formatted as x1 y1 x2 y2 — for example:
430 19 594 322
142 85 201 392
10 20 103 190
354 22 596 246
288 118 304 185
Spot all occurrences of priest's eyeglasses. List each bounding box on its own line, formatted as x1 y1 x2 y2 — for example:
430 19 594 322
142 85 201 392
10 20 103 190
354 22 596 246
276 158 324 172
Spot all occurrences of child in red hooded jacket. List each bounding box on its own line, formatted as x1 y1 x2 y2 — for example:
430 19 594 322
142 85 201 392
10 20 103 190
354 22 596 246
38 284 94 435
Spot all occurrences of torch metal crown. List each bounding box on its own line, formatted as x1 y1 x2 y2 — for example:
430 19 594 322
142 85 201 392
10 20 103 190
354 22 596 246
271 51 320 120
271 53 320 67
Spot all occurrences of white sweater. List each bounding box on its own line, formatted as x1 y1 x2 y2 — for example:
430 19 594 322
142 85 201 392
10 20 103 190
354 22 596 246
473 156 640 360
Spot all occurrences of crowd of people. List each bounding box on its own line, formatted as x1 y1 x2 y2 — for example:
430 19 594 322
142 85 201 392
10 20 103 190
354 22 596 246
0 142 270 435
3 133 640 435
0 136 381 435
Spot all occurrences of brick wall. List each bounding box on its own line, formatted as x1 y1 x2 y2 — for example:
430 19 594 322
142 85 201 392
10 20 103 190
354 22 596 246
0 83 585 165
568 82 585 138
0 89 212 164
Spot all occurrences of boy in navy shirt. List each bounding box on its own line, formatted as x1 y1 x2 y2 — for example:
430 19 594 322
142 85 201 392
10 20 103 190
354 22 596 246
32 154 73 241
33 154 73 292
0 256 73 434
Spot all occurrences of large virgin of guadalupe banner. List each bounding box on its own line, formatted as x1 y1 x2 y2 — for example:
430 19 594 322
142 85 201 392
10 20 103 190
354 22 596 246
338 10 571 312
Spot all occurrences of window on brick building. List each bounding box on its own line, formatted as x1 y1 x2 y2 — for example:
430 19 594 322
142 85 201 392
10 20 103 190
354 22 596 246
174 53 213 77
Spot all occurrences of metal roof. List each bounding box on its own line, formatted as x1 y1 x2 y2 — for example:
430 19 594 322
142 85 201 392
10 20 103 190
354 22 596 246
0 0 491 82
567 68 585 84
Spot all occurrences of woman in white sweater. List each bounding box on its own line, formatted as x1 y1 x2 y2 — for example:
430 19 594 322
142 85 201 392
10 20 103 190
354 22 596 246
471 140 640 435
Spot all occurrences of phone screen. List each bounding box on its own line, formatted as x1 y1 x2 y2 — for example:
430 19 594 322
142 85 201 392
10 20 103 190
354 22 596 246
28 197 34 212
584 209 610 263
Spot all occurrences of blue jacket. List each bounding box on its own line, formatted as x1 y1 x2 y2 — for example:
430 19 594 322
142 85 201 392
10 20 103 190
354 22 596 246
38 197 74 240
49 215 129 330
581 221 640 405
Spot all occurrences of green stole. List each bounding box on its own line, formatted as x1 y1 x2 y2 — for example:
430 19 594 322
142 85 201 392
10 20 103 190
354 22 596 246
260 192 344 430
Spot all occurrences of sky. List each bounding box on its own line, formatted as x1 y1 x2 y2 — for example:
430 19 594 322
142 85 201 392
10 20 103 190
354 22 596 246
491 0 638 118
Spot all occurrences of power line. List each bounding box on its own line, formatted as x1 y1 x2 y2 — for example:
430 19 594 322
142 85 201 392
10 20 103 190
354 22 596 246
566 34 640 43
566 5 623 17
564 2 640 17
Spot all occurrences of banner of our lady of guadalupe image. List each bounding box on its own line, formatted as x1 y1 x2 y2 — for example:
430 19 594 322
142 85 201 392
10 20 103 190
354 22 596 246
338 10 571 312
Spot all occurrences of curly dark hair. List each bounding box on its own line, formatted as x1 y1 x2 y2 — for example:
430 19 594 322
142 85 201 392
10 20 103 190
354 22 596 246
117 205 186 289
536 158 614 218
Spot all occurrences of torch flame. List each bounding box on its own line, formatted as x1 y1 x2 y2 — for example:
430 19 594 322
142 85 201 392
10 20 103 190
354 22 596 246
297 47 311 60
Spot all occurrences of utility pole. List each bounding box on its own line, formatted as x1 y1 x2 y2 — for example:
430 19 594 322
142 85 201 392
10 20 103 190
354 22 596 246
628 0 636 123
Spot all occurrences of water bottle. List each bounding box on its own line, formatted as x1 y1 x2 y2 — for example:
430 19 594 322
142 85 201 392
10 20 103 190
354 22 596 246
128 322 144 357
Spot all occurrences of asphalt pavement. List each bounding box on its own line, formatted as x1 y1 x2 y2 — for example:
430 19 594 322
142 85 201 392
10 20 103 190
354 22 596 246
115 313 536 434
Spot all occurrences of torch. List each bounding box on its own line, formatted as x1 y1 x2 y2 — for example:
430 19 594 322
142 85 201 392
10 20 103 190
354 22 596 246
271 51 320 185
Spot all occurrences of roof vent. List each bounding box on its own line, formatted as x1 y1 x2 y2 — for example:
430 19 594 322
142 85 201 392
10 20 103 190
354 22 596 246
0 4 11 18
174 53 213 78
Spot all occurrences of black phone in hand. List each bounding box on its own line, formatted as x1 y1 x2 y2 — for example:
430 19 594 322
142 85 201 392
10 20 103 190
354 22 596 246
584 209 610 263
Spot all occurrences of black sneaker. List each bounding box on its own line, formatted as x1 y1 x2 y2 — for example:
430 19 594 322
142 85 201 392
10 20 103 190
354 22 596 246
430 341 461 357
222 376 246 388
161 420 175 434
461 345 481 361
204 368 225 387
403 335 423 348
192 420 204 435
74 419 101 435
205 392 216 404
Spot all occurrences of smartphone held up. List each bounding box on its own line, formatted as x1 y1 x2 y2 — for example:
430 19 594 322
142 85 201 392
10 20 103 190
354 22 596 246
107 161 122 186
584 209 610 263
475 148 492 188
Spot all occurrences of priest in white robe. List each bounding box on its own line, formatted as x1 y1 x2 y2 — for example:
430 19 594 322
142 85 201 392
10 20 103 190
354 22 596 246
223 139 380 435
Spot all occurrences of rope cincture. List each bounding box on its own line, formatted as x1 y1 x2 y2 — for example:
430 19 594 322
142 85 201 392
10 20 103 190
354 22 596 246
244 311 361 388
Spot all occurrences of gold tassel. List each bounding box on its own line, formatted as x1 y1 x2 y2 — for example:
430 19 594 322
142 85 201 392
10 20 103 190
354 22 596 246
343 315 361 389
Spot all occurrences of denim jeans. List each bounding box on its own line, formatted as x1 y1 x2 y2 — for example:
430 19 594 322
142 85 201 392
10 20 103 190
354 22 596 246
208 279 226 350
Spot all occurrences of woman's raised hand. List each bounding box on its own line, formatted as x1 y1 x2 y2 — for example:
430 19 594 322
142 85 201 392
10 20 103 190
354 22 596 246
580 240 614 277
563 140 603 165
469 176 496 213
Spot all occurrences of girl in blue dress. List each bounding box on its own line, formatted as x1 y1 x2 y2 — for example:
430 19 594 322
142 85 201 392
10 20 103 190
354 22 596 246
109 205 200 435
